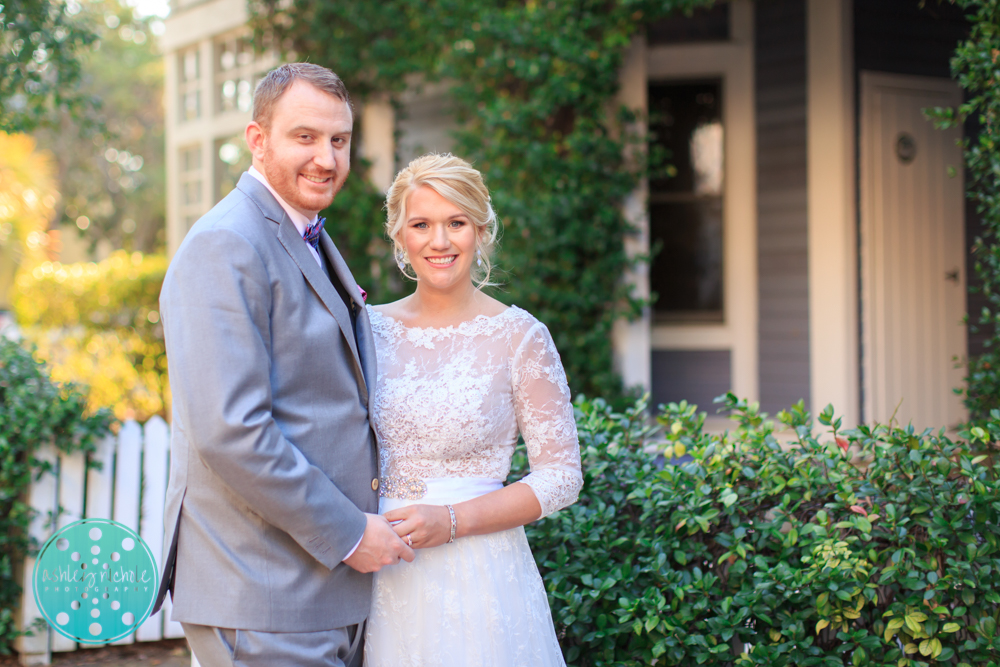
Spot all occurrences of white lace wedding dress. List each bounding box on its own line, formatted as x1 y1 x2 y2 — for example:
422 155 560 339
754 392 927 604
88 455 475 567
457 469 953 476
363 304 583 667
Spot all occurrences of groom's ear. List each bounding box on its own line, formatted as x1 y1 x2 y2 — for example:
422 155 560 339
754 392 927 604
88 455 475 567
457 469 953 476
246 121 267 161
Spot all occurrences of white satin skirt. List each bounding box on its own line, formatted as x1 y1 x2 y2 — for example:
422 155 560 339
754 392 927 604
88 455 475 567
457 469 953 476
363 478 566 667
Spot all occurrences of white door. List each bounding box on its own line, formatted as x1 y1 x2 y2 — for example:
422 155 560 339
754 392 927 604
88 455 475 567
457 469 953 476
860 72 966 429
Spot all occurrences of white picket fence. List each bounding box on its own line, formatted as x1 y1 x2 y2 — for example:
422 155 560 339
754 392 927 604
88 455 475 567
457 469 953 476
16 417 185 665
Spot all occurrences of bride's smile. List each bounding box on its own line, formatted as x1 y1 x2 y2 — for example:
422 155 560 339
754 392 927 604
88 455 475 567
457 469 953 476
402 185 479 291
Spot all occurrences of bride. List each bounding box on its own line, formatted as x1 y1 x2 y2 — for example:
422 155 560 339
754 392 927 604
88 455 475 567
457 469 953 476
363 153 583 666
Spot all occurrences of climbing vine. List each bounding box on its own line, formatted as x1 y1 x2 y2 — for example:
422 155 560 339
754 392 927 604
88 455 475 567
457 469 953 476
0 338 114 652
249 0 714 400
932 0 1000 419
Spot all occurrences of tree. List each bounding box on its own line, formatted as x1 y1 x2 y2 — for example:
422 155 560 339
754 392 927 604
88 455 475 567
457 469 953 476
14 250 169 422
32 0 165 254
0 132 58 310
0 0 100 133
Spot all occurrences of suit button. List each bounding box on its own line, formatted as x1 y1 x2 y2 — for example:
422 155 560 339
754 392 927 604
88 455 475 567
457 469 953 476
371 478 379 491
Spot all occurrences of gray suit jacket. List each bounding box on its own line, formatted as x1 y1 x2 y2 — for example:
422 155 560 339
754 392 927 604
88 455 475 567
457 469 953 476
153 173 378 631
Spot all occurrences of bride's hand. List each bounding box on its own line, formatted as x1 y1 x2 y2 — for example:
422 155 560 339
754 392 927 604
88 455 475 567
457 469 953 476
384 504 453 549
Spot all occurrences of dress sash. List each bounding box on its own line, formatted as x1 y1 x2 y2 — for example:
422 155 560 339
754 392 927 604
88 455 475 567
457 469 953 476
379 477 504 513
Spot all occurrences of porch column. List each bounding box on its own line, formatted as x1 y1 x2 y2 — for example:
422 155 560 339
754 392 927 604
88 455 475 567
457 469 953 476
612 35 652 394
360 99 395 192
806 0 860 425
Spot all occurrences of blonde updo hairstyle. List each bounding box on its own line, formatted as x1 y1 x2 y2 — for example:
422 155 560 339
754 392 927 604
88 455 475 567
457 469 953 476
385 153 499 287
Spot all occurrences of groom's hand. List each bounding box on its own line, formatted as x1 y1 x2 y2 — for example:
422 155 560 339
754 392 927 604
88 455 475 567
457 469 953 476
343 513 415 573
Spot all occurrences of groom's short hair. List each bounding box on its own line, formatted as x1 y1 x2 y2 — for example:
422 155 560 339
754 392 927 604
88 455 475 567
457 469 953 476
253 63 352 130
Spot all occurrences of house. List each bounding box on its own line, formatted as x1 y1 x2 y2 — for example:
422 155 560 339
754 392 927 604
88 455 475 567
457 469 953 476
162 0 976 430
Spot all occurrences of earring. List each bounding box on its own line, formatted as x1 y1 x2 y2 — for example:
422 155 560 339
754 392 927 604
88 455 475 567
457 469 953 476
396 251 406 270
476 249 482 267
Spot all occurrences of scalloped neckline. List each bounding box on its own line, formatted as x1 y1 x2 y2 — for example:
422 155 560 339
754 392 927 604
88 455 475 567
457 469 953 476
367 304 522 336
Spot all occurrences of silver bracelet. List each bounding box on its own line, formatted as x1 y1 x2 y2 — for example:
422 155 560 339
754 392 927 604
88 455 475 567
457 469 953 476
445 504 457 543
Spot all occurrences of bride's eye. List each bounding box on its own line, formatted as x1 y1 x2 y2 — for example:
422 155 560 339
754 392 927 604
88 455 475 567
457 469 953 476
449 219 466 228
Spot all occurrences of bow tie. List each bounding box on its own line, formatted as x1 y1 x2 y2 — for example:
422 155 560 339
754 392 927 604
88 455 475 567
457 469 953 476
303 217 325 251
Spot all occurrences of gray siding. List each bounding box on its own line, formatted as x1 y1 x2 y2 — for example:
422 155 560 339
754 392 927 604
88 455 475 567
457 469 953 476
755 0 811 414
651 350 732 411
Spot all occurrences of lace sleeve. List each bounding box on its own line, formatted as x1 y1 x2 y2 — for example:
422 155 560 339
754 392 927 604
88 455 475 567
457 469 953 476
511 321 583 518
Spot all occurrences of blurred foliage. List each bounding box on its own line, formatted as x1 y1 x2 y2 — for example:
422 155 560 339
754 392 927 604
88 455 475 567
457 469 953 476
0 336 114 653
13 250 168 422
249 0 715 401
0 132 59 309
0 0 100 134
926 0 1000 420
32 0 166 255
511 394 1000 666
321 157 413 305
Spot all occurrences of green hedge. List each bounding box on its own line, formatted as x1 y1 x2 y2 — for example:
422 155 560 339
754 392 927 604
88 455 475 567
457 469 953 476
0 337 114 653
518 396 1000 667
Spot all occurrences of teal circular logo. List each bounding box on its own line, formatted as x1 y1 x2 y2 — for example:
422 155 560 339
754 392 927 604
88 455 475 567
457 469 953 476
32 519 159 644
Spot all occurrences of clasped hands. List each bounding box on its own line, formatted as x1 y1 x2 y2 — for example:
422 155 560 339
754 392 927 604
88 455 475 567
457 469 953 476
342 504 452 573
386 503 453 549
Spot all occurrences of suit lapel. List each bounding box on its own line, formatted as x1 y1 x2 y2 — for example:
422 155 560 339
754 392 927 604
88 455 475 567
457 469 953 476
237 173 370 404
275 219 365 385
319 233 376 407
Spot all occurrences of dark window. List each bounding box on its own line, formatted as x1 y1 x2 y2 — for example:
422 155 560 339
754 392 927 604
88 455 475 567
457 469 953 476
648 80 724 321
647 4 730 46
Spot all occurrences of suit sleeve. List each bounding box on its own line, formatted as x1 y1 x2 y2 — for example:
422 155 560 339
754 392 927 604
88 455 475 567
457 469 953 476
161 227 366 569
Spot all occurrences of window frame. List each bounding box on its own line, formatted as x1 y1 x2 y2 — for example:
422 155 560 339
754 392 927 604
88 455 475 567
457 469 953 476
613 0 758 402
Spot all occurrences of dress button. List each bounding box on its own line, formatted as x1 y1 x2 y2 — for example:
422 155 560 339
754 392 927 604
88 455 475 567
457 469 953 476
371 478 379 491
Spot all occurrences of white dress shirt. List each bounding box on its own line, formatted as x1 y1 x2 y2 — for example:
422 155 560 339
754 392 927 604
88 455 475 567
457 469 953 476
248 166 323 268
248 166 364 562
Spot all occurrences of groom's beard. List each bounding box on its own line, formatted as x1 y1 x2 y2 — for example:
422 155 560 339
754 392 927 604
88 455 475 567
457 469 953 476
262 147 349 215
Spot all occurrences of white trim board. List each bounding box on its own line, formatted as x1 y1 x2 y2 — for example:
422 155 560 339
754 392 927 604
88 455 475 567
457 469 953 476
644 0 759 401
807 0 859 425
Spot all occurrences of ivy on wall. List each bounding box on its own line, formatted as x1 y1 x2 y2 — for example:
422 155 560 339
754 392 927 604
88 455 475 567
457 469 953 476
249 0 714 400
933 0 1000 420
0 338 114 652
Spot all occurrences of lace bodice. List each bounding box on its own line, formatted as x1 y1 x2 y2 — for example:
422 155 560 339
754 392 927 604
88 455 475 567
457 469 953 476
367 305 582 518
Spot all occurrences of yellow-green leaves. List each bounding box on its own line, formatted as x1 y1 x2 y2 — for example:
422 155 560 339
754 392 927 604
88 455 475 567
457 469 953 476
919 637 943 658
904 611 928 634
885 617 905 643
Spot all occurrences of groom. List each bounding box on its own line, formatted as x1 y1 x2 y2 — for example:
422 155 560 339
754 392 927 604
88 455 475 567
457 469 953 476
153 63 413 667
